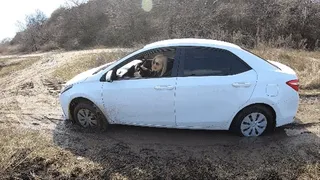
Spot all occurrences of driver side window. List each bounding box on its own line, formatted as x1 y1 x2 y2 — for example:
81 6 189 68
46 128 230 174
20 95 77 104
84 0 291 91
115 47 177 80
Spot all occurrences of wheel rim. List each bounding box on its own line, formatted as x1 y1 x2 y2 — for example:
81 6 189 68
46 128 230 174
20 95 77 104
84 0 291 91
240 112 267 137
77 109 98 128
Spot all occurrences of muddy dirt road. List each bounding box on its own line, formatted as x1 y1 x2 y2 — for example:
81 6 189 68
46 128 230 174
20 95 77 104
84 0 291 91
0 49 319 179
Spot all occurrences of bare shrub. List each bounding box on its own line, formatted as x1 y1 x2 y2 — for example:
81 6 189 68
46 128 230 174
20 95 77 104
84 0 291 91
8 0 320 51
0 38 11 54
41 41 60 52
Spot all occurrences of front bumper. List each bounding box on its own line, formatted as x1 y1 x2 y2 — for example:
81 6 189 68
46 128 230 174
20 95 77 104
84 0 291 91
59 92 71 120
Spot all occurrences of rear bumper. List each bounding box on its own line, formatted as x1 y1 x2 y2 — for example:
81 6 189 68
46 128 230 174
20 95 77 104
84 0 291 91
275 92 299 127
276 115 295 127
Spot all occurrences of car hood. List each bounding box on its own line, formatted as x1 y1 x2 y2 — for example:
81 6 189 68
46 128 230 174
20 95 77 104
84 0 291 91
65 61 115 86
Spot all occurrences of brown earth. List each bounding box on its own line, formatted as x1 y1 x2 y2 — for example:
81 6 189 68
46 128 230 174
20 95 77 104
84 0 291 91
0 49 319 180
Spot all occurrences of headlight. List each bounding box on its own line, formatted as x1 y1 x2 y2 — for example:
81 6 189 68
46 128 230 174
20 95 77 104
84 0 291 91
60 84 73 94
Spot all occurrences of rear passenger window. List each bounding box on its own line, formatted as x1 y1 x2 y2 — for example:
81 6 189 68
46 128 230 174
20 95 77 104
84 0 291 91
183 47 251 77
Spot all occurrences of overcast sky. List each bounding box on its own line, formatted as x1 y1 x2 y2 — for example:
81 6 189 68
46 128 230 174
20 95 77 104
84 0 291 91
0 0 67 40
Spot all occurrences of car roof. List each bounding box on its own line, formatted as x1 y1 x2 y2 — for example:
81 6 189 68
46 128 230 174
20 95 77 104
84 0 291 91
143 38 241 50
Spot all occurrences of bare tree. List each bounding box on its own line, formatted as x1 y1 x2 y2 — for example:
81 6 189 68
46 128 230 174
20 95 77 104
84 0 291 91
13 9 48 52
64 0 88 8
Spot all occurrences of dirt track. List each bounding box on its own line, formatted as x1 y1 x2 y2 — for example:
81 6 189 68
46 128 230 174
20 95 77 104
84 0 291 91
0 50 319 179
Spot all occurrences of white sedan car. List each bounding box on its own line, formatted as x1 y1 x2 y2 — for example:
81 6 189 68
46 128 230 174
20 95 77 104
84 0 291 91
59 38 299 137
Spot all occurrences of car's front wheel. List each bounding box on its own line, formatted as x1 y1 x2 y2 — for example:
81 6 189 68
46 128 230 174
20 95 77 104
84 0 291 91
73 101 108 131
231 105 274 137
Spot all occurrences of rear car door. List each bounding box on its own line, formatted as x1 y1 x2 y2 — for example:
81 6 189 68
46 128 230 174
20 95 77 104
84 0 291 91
175 46 258 129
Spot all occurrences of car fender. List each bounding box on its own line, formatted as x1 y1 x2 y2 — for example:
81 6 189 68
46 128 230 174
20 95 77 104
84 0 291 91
67 84 111 123
226 97 280 129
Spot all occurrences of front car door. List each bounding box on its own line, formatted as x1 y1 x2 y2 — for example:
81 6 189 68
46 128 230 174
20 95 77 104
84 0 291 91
102 47 180 127
175 46 258 129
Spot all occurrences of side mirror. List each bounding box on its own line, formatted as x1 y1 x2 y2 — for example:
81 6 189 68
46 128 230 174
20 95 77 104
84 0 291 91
106 70 113 82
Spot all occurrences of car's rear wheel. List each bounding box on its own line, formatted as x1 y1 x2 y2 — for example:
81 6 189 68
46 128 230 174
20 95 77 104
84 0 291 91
231 105 274 137
73 101 108 131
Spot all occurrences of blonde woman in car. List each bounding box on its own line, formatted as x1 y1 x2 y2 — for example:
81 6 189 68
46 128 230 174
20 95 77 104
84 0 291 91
134 54 168 78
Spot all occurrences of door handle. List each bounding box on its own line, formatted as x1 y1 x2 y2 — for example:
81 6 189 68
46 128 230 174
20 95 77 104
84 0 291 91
232 82 251 88
154 85 175 90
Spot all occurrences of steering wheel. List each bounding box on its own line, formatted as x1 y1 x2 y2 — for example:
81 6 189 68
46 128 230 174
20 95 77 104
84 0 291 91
135 58 147 71
135 62 142 71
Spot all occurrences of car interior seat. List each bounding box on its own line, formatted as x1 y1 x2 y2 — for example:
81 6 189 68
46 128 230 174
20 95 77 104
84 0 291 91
163 58 174 77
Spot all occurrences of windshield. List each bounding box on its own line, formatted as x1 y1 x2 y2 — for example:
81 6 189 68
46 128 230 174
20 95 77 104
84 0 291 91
92 49 141 75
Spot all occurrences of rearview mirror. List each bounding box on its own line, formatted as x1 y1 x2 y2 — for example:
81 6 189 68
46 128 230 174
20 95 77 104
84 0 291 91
106 70 113 82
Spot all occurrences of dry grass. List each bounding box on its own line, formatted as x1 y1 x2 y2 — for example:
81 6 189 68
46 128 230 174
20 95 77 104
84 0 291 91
0 127 102 179
299 163 320 180
52 51 128 81
252 48 320 94
0 57 40 78
296 98 320 125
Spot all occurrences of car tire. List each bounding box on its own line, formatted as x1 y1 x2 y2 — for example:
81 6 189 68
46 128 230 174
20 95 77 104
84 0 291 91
73 101 108 132
231 105 274 137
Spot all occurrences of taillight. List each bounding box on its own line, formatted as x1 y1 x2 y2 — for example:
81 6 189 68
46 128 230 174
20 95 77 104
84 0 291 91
286 79 299 92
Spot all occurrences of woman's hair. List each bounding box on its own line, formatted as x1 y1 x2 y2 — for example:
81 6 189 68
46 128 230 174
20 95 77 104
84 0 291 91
152 54 168 76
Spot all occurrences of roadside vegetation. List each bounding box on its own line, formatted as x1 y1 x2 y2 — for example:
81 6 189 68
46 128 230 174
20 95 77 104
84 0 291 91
1 0 320 54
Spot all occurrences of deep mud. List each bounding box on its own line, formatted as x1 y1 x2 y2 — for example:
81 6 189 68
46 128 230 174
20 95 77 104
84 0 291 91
0 49 319 179
5 121 317 179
